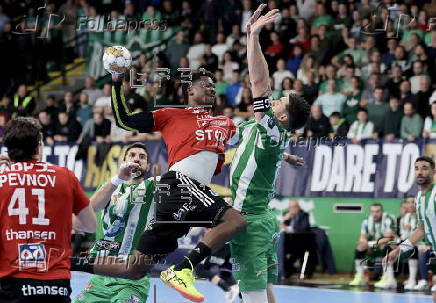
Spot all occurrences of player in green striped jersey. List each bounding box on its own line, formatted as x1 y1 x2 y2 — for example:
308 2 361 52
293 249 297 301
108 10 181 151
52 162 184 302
387 156 436 302
349 204 397 288
229 5 310 303
399 197 419 290
74 143 157 303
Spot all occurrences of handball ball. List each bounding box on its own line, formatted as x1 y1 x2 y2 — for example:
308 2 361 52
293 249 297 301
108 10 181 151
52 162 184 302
102 46 132 75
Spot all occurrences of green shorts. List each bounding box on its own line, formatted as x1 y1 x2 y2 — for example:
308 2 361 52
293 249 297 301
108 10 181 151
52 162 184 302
73 275 150 303
230 211 280 292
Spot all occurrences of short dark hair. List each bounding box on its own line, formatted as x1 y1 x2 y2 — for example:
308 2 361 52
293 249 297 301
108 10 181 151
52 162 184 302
415 156 435 169
330 112 341 118
288 92 310 131
181 70 216 104
357 107 368 114
4 117 42 162
371 203 383 210
123 142 149 161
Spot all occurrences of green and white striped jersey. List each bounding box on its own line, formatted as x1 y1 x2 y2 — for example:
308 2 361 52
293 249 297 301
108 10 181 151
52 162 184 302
230 109 289 214
416 184 436 249
400 213 418 240
360 213 396 241
89 177 157 257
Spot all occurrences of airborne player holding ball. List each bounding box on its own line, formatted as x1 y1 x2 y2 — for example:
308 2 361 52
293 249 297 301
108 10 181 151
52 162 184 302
74 68 247 303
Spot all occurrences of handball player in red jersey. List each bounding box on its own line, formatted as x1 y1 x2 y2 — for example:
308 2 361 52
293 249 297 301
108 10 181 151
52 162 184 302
72 70 247 303
0 117 96 303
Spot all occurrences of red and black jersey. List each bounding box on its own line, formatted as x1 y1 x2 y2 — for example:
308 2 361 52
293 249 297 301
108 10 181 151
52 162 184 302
112 83 236 174
0 160 89 280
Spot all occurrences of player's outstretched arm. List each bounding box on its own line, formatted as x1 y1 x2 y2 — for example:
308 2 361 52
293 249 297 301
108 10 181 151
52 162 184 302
246 4 280 121
111 74 154 133
91 162 141 211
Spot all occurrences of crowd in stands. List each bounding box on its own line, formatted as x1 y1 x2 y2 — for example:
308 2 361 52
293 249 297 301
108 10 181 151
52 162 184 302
0 0 436 146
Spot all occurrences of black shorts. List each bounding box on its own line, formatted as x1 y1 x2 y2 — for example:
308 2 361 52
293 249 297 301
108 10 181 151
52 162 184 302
0 277 71 303
137 171 231 256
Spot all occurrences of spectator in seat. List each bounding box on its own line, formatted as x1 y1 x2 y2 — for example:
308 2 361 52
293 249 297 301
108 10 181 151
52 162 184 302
341 76 362 125
225 70 242 107
385 66 404 98
383 97 404 142
273 59 294 91
306 104 331 138
281 200 311 233
399 80 415 107
54 111 82 142
415 75 433 119
366 86 390 138
166 31 189 70
43 95 59 121
265 31 284 57
410 61 426 94
60 91 78 118
82 76 103 106
401 101 424 142
76 92 93 127
0 96 16 118
13 84 35 117
286 45 304 77
223 105 244 126
220 51 239 83
38 111 55 145
423 101 436 139
187 32 205 70
200 44 219 73
329 112 349 139
347 108 374 143
78 111 111 144
314 79 346 117
212 32 228 63
0 113 7 142
235 88 252 119
95 83 112 118
214 69 228 97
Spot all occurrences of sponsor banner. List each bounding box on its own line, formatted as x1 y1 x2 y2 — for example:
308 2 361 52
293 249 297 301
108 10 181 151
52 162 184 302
276 139 436 198
1 139 435 198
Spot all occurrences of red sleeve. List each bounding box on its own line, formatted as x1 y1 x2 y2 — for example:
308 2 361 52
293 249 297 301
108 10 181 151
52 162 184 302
152 108 174 131
69 170 90 215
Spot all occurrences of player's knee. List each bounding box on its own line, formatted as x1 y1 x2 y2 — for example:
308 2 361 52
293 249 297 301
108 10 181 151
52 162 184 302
233 214 247 233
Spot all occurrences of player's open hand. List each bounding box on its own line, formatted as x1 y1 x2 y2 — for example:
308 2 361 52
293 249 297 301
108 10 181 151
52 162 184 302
383 247 400 267
284 153 305 167
112 73 124 82
246 4 280 37
118 162 141 180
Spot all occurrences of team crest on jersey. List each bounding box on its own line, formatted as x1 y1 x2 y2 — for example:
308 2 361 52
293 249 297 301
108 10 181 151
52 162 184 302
267 117 276 129
125 295 141 303
105 216 125 237
18 243 47 271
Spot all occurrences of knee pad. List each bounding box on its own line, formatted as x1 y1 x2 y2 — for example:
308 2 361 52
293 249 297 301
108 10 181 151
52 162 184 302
355 249 367 259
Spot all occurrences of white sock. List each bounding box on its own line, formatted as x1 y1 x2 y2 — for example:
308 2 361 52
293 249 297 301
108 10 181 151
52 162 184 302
355 259 364 277
386 264 395 281
241 290 268 303
408 259 418 283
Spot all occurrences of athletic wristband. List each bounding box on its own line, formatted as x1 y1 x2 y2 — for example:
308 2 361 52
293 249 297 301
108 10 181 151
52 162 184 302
253 96 271 112
111 175 124 186
70 255 95 274
399 239 414 253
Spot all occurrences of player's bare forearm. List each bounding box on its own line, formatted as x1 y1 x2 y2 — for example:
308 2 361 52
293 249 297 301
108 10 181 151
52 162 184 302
247 33 270 99
90 182 118 212
408 221 425 244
